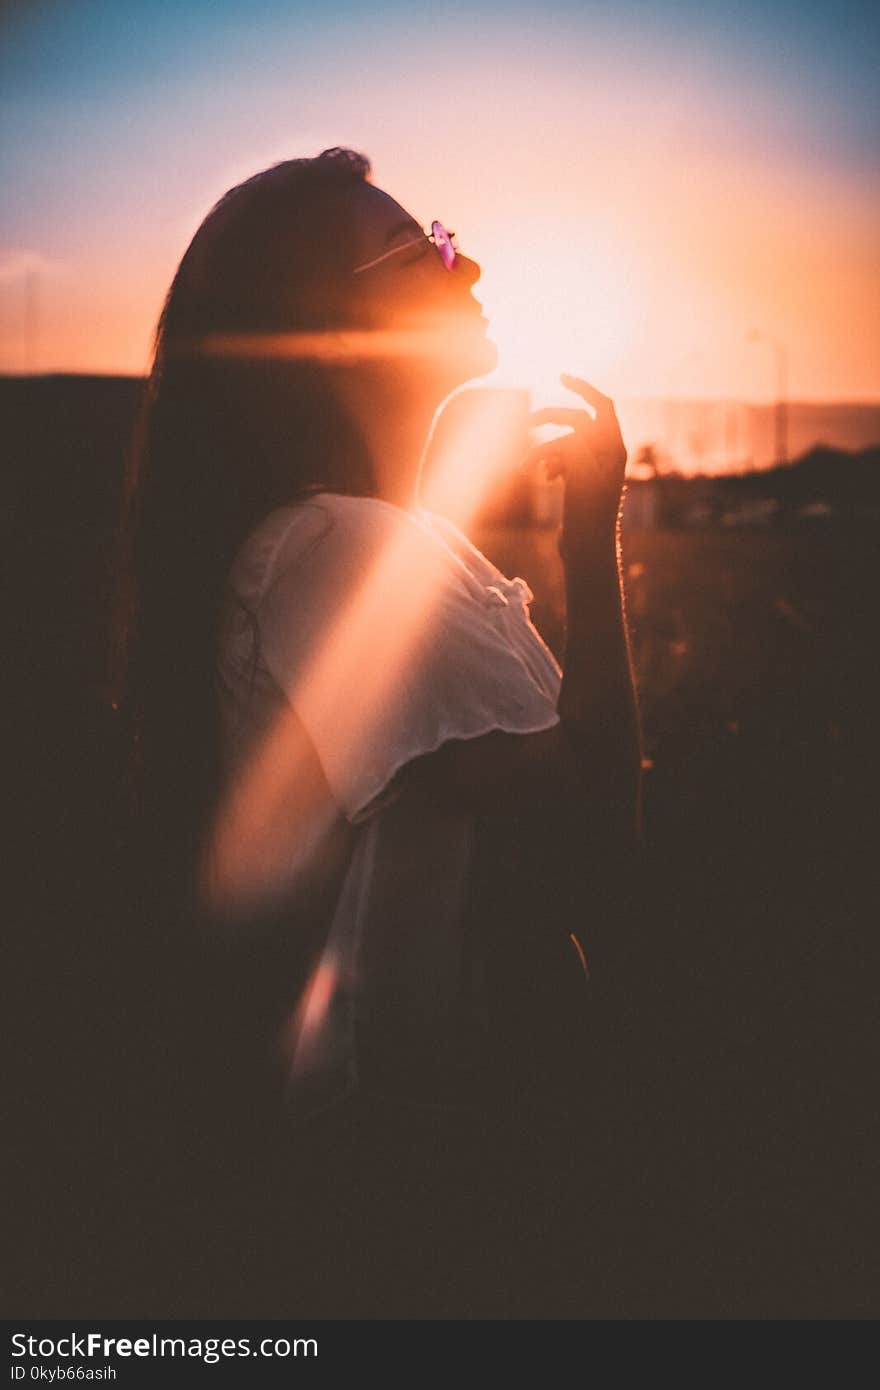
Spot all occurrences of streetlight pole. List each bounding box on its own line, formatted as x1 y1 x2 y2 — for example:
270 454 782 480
747 329 788 467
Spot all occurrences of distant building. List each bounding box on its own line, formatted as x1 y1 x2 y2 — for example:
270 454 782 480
622 444 660 530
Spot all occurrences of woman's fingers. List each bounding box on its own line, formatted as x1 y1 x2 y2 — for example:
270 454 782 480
556 374 626 458
522 378 628 538
520 439 562 472
522 379 624 499
529 380 621 443
527 406 588 431
560 373 613 417
520 430 591 478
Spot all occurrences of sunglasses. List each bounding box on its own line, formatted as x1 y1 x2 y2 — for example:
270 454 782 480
352 220 457 275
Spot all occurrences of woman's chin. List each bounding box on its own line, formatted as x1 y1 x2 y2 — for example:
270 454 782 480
451 327 498 384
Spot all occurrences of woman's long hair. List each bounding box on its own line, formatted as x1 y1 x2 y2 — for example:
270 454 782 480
112 148 374 913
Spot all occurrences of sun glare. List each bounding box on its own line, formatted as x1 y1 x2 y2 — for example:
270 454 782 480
206 401 520 1083
481 234 641 403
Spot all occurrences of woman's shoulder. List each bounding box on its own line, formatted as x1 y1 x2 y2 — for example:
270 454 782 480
228 491 411 602
416 507 536 606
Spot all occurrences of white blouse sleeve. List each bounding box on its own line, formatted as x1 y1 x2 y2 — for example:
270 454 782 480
246 496 561 823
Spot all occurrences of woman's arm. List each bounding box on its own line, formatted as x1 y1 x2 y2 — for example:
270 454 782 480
205 376 640 918
406 375 641 846
199 702 352 925
543 375 642 849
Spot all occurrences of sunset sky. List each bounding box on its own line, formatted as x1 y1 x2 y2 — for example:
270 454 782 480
2 0 878 407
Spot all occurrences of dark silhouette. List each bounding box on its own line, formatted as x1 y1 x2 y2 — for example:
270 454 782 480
10 157 875 1319
105 147 641 1313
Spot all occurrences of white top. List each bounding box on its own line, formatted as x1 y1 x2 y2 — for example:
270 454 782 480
217 491 562 1113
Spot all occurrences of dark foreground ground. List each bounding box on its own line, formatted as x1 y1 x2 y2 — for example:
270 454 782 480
480 522 879 1317
5 378 879 1317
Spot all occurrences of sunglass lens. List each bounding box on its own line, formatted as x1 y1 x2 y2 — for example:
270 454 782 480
431 221 456 271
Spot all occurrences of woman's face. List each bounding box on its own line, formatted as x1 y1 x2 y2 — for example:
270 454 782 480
347 183 497 384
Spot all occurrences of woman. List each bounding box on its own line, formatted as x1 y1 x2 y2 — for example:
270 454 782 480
115 147 641 1313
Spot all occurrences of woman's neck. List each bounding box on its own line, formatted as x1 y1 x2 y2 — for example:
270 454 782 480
335 371 443 511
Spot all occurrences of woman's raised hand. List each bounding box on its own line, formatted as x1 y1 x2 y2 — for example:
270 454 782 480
523 374 627 548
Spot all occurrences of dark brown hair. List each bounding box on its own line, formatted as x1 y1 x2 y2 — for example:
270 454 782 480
112 147 374 910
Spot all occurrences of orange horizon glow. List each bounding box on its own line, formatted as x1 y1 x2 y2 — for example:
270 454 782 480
3 3 878 454
5 163 877 408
